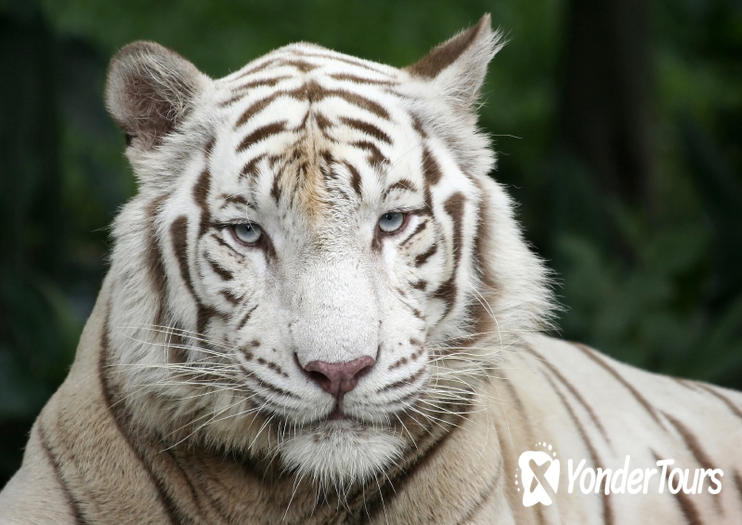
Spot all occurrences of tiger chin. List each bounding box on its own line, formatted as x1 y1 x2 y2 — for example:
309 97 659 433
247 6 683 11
3 13 742 525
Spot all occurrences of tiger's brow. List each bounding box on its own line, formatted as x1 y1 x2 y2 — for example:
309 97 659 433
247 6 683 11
217 193 256 212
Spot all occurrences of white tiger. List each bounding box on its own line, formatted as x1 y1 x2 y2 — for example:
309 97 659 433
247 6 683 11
1 14 741 524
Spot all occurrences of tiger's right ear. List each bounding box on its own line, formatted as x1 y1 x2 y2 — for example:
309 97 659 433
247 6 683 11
105 41 209 150
405 14 503 112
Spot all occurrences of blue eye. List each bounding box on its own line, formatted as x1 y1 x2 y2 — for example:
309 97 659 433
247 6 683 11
378 212 406 234
231 223 262 245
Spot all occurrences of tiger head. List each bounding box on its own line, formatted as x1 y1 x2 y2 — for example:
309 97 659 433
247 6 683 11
104 14 551 492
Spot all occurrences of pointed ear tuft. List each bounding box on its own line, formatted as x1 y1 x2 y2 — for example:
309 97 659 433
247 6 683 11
406 14 504 108
105 41 208 149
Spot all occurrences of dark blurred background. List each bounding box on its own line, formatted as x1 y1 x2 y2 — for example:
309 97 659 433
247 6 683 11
1 0 740 484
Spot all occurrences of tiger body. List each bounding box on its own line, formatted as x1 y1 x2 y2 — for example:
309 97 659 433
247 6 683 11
1 15 741 524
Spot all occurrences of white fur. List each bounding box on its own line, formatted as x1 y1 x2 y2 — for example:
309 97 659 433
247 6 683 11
102 19 552 491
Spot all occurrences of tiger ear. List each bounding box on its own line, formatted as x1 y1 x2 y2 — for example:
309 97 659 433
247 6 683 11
105 41 209 150
406 14 504 108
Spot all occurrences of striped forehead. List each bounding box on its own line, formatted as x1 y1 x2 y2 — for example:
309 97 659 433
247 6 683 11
205 44 423 216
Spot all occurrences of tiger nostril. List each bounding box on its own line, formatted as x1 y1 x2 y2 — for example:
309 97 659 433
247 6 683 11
308 370 332 392
298 355 376 398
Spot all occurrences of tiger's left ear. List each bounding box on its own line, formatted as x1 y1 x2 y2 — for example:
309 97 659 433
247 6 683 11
406 14 503 108
105 41 210 150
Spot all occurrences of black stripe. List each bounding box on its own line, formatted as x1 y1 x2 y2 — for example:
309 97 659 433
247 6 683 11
662 412 723 513
221 75 291 106
271 166 284 203
300 80 391 119
651 450 703 524
99 307 180 524
209 232 236 252
236 75 291 90
526 346 611 446
422 147 442 185
234 79 393 132
339 116 392 144
415 243 437 267
432 192 466 318
240 154 267 181
238 364 299 399
164 450 234 522
351 140 388 166
573 342 668 430
290 49 392 76
178 455 236 521
203 136 215 160
383 179 418 199
329 73 398 86
695 382 742 421
162 450 211 520
314 111 335 140
411 113 428 138
400 220 427 247
492 375 545 524
146 194 170 327
171 216 220 334
219 194 248 208
410 279 427 291
235 93 282 127
236 304 258 331
343 161 363 197
206 257 233 281
500 375 533 436
662 413 714 470
170 217 197 298
734 471 742 508
229 57 281 82
220 289 241 305
192 170 211 237
455 468 501 524
256 357 289 378
37 424 86 524
355 413 464 522
467 178 497 340
444 192 465 263
278 59 318 72
411 307 425 320
543 373 614 525
237 121 287 152
673 377 702 392
376 366 426 393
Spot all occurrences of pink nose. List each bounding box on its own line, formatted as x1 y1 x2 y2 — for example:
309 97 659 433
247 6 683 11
300 356 376 399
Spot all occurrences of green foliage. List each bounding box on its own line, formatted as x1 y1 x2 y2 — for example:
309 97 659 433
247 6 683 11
557 212 742 384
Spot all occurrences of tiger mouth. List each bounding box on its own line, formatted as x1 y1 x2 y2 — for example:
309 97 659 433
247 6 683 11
251 399 376 431
327 404 348 420
308 405 370 426
308 417 376 438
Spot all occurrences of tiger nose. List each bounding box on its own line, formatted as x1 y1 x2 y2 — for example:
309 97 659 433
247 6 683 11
300 356 376 398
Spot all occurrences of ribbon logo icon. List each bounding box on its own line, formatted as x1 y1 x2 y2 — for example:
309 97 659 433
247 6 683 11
515 442 560 507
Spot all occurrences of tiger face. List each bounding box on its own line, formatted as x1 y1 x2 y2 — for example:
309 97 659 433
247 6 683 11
105 15 550 491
